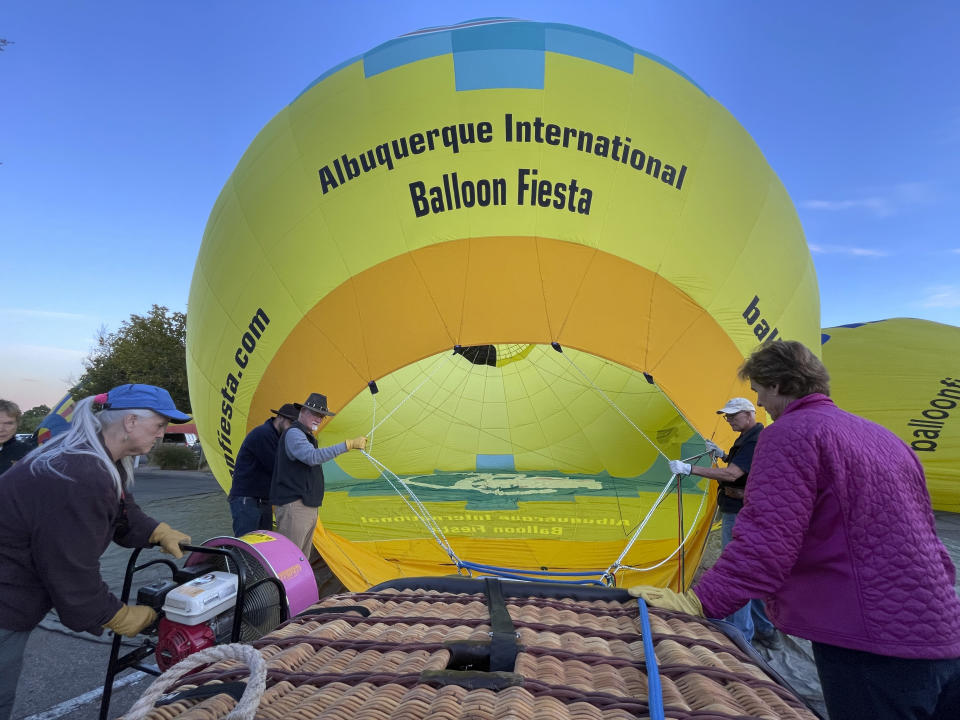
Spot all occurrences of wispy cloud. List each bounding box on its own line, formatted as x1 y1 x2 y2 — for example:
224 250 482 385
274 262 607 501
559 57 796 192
919 285 960 309
803 198 892 215
808 243 890 257
0 308 96 321
801 182 936 218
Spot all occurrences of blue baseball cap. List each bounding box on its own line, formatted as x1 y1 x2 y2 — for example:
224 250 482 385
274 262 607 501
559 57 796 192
103 384 191 422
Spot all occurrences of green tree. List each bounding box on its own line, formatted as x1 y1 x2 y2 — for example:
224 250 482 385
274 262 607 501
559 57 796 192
72 305 190 412
19 405 51 434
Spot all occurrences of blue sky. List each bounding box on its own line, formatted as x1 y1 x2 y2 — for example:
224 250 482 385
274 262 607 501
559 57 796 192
2 1 958 410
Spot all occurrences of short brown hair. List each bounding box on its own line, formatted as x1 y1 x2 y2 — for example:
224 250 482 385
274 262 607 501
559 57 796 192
0 399 22 421
738 341 830 398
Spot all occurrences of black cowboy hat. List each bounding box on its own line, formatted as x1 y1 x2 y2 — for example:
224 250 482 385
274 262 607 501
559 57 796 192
294 393 336 417
270 403 299 421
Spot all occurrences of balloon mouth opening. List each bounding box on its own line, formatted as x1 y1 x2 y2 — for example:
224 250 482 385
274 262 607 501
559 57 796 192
309 341 719 590
325 342 709 483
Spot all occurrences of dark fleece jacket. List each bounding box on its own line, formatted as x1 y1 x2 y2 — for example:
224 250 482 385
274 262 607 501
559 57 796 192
0 444 158 633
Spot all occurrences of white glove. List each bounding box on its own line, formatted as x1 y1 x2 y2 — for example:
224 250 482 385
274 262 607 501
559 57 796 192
705 439 725 459
669 460 692 476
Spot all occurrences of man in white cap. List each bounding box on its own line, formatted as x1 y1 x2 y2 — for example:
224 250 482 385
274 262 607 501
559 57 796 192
668 397 779 648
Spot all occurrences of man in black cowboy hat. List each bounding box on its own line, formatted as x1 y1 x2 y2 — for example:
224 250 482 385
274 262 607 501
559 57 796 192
270 393 367 556
228 403 300 537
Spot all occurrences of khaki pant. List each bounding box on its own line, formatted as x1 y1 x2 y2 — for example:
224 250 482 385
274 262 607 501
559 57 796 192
274 500 318 558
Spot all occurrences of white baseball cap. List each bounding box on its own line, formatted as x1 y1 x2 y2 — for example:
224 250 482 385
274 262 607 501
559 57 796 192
716 397 755 415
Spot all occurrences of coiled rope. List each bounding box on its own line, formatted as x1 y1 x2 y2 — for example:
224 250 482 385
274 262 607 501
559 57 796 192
123 643 265 720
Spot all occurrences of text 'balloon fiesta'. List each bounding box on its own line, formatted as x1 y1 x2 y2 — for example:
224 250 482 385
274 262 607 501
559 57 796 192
187 19 820 592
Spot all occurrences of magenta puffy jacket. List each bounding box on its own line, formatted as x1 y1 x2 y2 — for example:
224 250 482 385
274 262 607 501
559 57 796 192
695 393 960 659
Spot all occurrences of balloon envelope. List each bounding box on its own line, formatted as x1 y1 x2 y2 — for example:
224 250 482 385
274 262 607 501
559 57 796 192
36 393 76 445
822 318 960 511
187 19 819 590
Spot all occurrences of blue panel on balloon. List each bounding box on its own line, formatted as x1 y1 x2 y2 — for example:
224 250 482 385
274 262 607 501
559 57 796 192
476 454 516 471
452 22 545 52
455 49 545 90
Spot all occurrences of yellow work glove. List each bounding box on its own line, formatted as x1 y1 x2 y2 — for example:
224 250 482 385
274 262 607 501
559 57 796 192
628 585 704 617
103 604 157 637
345 436 368 451
149 522 191 559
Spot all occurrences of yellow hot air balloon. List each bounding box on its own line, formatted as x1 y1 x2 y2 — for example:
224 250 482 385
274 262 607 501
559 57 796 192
187 19 819 591
822 318 960 511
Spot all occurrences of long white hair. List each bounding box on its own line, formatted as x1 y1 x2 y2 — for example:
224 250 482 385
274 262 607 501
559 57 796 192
26 396 155 498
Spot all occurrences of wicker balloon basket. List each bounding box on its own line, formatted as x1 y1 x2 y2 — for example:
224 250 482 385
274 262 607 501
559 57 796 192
123 578 820 720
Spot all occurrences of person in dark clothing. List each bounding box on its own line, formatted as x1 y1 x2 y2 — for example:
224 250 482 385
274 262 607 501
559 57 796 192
228 403 298 536
270 392 367 556
0 385 192 720
668 397 777 646
0 400 33 476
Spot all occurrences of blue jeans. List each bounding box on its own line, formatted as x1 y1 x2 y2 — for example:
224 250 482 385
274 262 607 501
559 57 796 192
720 512 776 643
229 496 273 537
0 628 30 720
812 641 960 719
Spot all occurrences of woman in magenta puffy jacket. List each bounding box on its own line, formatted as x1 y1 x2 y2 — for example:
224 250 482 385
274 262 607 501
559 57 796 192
632 340 960 719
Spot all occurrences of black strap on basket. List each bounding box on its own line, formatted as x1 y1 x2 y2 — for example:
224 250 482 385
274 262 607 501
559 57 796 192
483 577 519 672
155 681 247 705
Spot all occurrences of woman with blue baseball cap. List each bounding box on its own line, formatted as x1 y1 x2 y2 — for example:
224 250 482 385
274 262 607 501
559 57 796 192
0 384 193 720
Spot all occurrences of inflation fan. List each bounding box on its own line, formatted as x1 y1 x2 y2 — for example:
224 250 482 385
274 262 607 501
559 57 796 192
99 531 318 719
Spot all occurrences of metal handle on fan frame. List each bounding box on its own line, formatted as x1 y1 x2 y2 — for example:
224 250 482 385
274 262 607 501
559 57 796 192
99 543 252 720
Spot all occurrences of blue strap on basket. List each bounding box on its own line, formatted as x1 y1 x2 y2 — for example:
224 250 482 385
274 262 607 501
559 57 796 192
456 559 608 586
636 597 665 720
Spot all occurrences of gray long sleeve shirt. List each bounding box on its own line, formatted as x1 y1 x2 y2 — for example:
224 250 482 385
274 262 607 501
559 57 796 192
284 430 346 465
